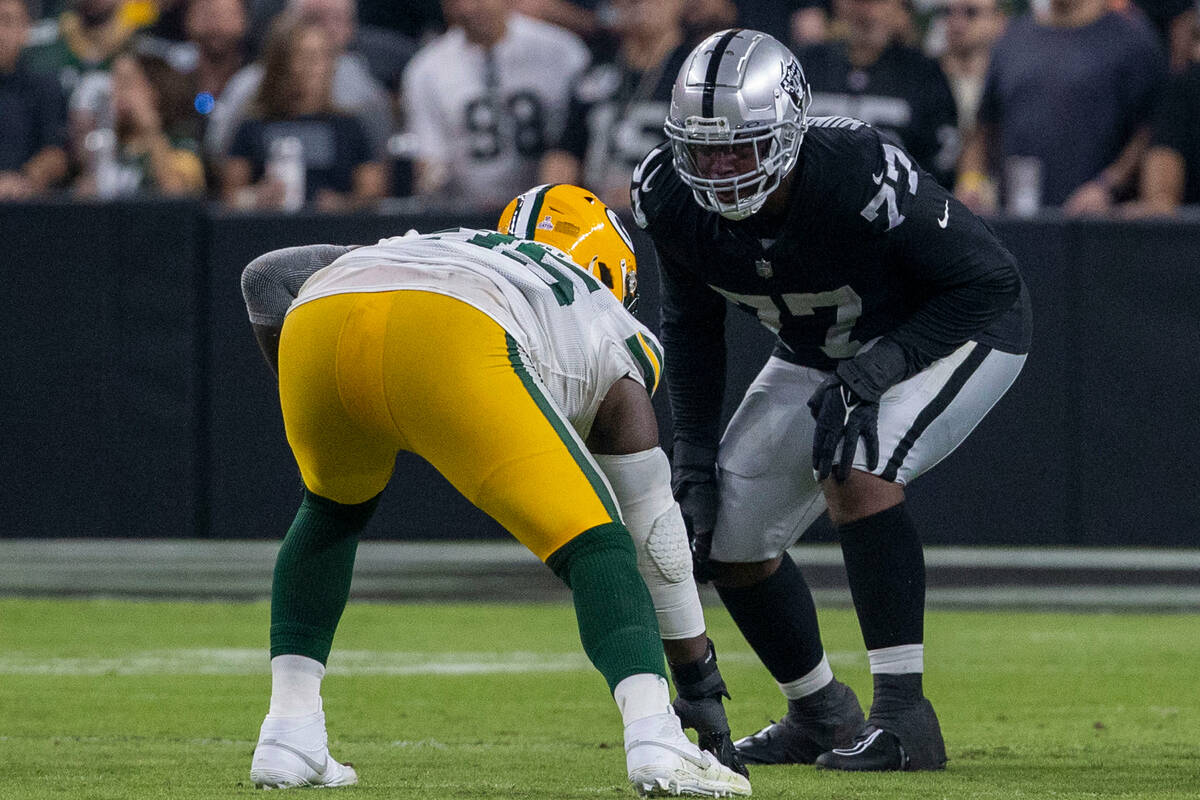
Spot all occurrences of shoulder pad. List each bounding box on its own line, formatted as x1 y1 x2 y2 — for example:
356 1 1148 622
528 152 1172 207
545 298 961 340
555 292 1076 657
858 131 922 234
807 115 867 131
629 143 682 230
801 125 920 235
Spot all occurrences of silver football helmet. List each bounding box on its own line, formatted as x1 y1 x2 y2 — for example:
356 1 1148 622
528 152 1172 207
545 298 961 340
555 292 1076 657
664 29 811 220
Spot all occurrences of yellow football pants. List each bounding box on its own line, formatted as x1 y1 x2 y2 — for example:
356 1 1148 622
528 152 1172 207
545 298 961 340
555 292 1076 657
277 290 620 561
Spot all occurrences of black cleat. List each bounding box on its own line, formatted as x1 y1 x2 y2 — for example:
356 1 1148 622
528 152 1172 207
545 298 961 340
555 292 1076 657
673 696 750 777
815 726 904 771
815 697 947 772
734 680 866 765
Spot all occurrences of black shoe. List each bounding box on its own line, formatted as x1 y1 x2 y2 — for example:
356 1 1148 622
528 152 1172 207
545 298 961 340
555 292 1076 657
673 696 750 777
815 697 947 771
733 680 866 765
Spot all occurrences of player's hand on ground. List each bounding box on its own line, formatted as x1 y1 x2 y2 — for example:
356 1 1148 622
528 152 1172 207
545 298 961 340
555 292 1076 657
808 377 879 483
675 479 717 583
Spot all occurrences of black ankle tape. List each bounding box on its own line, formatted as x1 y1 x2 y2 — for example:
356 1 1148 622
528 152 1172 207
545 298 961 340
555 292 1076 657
669 641 730 700
871 673 924 714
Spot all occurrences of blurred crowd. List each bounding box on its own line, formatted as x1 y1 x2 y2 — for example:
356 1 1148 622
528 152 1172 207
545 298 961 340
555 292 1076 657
1 0 1198 216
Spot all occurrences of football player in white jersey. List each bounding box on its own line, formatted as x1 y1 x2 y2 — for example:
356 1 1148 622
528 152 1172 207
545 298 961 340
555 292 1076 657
239 184 750 797
401 0 589 209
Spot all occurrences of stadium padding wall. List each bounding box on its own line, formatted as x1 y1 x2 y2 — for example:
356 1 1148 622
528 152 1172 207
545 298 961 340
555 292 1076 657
2 202 1197 546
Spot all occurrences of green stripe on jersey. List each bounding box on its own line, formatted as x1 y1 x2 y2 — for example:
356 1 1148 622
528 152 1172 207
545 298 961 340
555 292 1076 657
505 334 620 520
642 334 663 375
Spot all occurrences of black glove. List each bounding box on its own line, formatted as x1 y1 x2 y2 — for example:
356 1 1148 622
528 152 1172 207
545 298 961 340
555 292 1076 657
807 377 880 483
675 479 717 583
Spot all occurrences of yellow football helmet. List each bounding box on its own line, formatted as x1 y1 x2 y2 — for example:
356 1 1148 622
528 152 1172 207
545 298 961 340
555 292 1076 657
498 184 639 310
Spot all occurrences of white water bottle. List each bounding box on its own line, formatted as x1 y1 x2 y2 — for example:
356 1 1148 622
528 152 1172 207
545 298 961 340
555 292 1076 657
267 135 305 211
84 127 120 199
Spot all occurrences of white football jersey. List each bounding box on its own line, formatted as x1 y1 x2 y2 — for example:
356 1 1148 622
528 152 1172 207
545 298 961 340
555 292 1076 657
401 14 589 209
291 229 662 439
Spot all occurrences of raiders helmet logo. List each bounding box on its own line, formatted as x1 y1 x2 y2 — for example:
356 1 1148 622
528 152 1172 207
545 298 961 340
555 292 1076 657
781 61 805 107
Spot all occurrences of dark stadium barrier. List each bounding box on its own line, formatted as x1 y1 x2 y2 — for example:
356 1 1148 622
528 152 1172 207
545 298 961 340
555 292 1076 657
1 203 1197 546
0 201 203 540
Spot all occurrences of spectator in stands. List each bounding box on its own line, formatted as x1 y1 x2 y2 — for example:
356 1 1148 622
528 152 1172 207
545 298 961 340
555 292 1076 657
1132 0 1196 72
0 0 69 198
730 0 830 46
21 0 138 96
956 0 1165 215
206 0 393 161
540 0 690 209
1127 16 1200 215
74 50 205 196
798 0 960 186
218 15 386 211
402 0 589 210
358 0 444 41
682 0 737 39
514 0 604 43
184 0 248 100
936 0 1006 140
243 0 416 91
136 0 188 42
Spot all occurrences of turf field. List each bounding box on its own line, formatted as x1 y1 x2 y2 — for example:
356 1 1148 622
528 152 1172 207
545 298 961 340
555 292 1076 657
1 598 1196 799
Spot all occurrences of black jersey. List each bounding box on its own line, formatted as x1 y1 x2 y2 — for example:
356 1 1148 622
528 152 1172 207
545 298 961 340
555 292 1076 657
632 119 1031 456
798 42 959 188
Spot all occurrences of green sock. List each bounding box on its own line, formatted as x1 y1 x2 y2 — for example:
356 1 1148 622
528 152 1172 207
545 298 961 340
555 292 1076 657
547 522 667 692
270 489 379 663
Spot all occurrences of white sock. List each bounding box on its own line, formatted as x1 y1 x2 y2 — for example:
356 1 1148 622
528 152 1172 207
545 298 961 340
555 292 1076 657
269 654 325 716
867 644 925 674
778 653 834 700
613 673 671 727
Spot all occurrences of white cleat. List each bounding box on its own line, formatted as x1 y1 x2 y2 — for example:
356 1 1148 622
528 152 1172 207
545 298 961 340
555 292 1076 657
250 707 358 789
626 712 752 797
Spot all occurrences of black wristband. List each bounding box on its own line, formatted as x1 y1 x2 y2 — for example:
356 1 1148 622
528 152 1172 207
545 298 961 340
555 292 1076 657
671 439 718 491
836 338 909 403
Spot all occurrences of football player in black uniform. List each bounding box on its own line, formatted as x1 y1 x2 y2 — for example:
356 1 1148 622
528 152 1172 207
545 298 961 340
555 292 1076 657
631 29 1032 772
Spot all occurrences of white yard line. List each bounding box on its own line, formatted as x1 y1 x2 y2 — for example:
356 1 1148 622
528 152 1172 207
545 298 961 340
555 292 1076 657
0 648 864 676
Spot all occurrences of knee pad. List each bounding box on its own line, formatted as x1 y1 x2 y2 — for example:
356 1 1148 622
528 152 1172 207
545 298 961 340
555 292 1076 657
594 449 706 640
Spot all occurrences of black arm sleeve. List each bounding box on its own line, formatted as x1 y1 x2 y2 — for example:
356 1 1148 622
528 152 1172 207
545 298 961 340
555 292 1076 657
837 164 1023 400
657 245 728 485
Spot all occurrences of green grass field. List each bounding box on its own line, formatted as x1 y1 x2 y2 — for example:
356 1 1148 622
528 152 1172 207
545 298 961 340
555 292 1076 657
1 598 1197 799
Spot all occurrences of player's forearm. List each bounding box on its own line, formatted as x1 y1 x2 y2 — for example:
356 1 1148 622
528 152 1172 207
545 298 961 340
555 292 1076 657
838 263 1022 400
661 310 727 477
658 256 729 468
663 353 726 484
